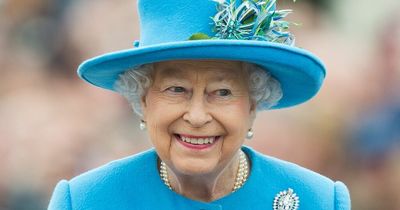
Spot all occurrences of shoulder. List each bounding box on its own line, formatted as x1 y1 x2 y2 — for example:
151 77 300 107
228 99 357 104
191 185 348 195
48 149 159 209
243 146 351 210
69 148 157 187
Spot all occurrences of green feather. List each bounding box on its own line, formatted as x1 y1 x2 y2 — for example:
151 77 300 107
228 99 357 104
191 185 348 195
188 33 211 40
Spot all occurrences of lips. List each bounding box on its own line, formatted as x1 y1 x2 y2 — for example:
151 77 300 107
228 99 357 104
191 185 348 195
175 134 220 150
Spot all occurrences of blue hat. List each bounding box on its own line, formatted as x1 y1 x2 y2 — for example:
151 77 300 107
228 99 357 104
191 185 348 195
78 0 326 109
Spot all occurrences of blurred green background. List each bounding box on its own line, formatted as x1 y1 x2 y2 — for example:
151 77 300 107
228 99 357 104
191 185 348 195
1 0 399 209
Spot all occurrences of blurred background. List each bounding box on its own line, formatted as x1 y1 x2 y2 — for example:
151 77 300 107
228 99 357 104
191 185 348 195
0 0 399 209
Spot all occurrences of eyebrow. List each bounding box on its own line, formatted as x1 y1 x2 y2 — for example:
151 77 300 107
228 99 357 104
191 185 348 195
208 70 243 84
157 66 243 83
157 67 188 80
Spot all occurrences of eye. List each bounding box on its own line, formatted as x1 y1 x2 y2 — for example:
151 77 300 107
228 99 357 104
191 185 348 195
166 86 186 93
214 89 232 97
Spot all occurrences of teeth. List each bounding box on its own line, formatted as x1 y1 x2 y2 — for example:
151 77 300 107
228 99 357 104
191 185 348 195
198 138 204 144
180 136 216 145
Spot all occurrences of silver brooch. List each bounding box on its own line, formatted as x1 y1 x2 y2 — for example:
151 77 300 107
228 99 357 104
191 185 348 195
273 188 300 210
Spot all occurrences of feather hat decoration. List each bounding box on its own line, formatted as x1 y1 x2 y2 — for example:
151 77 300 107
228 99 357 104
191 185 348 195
191 0 296 45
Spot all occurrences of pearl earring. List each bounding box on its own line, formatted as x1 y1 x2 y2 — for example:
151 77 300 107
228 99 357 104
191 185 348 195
139 120 147 131
246 128 254 139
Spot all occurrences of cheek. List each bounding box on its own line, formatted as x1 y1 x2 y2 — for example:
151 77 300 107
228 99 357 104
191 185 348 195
216 99 252 128
146 115 173 160
214 101 251 164
213 99 252 142
144 95 183 157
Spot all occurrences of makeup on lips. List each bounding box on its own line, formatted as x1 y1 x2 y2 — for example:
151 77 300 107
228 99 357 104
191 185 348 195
174 134 220 150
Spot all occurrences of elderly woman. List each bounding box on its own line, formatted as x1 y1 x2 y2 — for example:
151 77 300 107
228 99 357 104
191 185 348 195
49 0 351 209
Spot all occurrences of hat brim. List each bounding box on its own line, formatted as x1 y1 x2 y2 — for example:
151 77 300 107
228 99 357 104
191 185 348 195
78 40 325 109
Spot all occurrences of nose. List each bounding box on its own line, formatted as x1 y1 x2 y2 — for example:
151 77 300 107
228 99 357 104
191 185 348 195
183 96 212 127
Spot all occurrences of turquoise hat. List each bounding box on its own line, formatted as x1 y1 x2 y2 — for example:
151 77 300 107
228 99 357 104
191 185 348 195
78 0 326 109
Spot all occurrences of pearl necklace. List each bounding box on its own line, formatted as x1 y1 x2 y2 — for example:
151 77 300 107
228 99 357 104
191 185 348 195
159 150 249 192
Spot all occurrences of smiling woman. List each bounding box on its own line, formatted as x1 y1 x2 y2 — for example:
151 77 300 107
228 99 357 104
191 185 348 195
132 60 257 201
48 0 350 209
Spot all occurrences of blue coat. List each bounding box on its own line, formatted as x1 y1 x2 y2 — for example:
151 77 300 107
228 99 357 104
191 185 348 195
48 147 351 209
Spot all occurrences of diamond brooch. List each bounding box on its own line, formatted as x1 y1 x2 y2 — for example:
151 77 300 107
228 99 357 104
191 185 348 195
273 188 300 210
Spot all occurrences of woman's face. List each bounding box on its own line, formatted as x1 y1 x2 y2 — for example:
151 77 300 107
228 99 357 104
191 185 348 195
141 60 256 176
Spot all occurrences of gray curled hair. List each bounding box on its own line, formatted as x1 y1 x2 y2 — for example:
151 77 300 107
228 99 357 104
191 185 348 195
243 62 283 110
115 62 283 116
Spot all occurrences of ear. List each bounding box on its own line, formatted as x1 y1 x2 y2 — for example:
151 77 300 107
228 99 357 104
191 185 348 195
140 94 148 120
248 101 257 127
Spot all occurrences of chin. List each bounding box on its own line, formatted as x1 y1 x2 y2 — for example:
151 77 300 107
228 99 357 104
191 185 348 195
171 158 220 176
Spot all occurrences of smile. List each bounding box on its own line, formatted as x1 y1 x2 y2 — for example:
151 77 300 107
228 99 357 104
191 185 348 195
174 134 220 150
